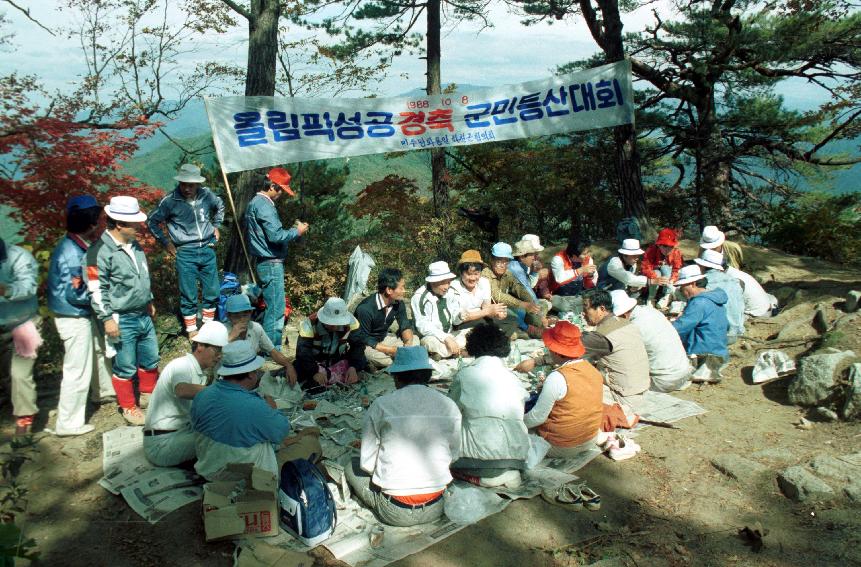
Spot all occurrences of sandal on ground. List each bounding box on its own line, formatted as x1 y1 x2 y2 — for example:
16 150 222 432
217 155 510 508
541 483 585 511
579 486 601 511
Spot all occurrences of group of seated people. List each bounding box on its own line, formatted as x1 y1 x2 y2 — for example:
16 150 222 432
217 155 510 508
141 225 777 531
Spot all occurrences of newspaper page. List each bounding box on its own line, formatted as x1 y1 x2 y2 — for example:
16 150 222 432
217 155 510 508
99 426 152 495
121 468 203 524
630 391 707 429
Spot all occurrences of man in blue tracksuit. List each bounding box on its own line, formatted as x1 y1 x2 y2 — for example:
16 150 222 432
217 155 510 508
244 167 309 351
672 264 729 384
148 164 225 336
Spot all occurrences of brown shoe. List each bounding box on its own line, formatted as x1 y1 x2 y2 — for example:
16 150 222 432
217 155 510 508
121 406 146 426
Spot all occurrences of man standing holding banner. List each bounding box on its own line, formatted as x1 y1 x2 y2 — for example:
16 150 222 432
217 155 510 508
244 167 309 351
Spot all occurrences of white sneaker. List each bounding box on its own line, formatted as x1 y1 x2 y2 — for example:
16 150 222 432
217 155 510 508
53 424 96 437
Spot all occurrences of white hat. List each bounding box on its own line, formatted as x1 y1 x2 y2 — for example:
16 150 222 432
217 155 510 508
217 340 264 376
618 239 645 256
425 261 456 283
676 264 706 286
173 163 206 184
104 196 147 223
522 234 544 252
699 225 725 249
610 290 637 316
513 235 543 256
192 321 229 347
695 249 725 271
317 297 357 327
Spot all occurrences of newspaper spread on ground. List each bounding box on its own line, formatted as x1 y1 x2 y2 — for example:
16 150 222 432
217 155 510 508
99 426 204 523
629 390 707 429
121 468 203 524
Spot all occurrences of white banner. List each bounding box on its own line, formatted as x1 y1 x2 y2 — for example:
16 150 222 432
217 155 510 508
205 60 634 173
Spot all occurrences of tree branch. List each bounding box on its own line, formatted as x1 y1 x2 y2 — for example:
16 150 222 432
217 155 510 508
2 0 55 36
220 0 252 20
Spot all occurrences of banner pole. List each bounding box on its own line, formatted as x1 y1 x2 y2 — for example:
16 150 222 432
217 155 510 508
220 168 257 286
203 96 257 286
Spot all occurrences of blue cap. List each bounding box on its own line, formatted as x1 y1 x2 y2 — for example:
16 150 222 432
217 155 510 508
490 242 513 259
388 346 434 373
225 294 253 313
67 195 99 212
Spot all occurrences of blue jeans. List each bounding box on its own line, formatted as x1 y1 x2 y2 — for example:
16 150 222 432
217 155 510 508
256 261 285 351
114 312 159 379
176 245 219 318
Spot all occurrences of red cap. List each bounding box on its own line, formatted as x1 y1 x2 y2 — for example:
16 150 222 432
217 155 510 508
267 167 295 196
655 228 679 247
542 321 585 359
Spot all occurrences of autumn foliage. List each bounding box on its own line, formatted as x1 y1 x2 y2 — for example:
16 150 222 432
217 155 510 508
0 76 164 254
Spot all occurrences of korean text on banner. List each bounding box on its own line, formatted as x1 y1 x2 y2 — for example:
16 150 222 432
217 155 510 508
205 60 634 173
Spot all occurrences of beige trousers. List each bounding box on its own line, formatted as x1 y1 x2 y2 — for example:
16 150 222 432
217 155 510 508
54 316 114 430
364 335 420 368
0 320 39 417
420 329 469 359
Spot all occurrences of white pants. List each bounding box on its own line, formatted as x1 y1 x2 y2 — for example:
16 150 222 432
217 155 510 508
143 424 196 467
54 316 113 431
421 330 468 359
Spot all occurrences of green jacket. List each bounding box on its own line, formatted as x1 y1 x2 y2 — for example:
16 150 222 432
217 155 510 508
84 232 152 321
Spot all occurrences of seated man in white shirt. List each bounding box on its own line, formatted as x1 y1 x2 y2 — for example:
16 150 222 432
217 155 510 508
610 290 692 392
449 249 507 331
724 265 778 318
345 346 461 527
597 239 650 293
411 261 465 359
143 321 229 467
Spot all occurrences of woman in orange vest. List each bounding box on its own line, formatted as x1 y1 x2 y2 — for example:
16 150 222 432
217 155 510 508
523 321 604 457
546 236 597 313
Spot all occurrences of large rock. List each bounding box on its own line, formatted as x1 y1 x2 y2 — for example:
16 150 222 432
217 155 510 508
778 466 834 502
842 363 861 420
810 455 860 482
788 350 856 406
711 454 768 481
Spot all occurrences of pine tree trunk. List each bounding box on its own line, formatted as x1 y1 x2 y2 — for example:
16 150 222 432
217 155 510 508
224 0 281 276
591 0 652 237
697 97 733 226
426 0 448 215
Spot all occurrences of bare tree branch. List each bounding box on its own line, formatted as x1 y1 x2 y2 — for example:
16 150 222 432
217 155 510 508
2 0 56 36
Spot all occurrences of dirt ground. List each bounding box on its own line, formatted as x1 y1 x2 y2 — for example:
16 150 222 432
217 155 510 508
5 241 861 567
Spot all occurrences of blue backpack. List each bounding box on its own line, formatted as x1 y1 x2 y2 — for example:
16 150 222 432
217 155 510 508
278 459 337 546
217 272 242 322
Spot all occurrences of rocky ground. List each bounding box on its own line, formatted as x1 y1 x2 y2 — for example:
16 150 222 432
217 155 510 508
3 241 860 567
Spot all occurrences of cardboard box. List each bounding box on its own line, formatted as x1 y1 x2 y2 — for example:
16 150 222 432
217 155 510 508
202 463 279 542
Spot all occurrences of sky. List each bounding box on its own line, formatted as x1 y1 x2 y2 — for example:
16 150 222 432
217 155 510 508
0 0 673 97
0 0 830 106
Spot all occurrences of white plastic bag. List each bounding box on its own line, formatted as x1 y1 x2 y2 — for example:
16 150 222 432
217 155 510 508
525 433 552 470
443 483 506 524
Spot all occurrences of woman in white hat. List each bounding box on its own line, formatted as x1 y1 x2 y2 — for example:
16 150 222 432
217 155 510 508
597 239 649 293
411 261 467 359
295 297 364 389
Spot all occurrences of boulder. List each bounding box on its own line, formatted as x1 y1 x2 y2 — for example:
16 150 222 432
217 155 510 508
778 466 834 502
711 454 768 481
842 363 861 421
788 350 856 406
846 290 861 313
810 455 860 482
